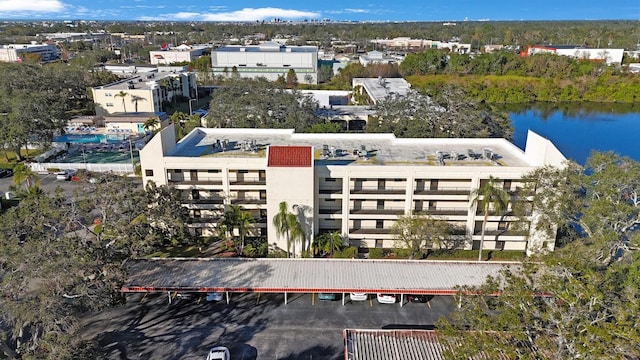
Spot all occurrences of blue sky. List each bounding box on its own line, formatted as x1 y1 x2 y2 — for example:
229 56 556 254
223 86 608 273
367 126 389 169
0 0 638 22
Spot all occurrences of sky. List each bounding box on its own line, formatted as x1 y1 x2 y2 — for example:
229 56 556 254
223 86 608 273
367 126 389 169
0 0 638 22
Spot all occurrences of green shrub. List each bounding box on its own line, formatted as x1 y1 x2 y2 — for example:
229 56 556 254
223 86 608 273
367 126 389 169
368 248 384 259
334 246 358 258
267 249 287 258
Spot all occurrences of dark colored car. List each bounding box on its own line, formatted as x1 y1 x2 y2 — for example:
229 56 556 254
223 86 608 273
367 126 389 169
407 295 433 303
0 168 13 178
318 293 338 301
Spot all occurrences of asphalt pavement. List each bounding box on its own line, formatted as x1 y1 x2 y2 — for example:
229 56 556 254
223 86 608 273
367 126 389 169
81 292 455 359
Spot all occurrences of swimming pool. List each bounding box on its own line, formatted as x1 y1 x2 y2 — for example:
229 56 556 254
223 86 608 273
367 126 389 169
54 133 128 144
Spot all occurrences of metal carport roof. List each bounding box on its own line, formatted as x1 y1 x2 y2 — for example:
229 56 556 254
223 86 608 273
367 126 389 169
122 258 519 295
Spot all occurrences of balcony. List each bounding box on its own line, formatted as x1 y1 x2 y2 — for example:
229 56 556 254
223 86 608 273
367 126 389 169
319 188 343 195
319 206 342 215
350 186 406 195
169 178 223 186
188 216 222 224
413 208 468 216
413 187 470 195
350 207 404 215
349 227 394 235
231 198 267 205
472 229 528 236
229 177 266 186
182 198 225 205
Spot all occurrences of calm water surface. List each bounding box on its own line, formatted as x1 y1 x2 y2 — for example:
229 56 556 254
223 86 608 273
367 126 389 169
508 103 640 164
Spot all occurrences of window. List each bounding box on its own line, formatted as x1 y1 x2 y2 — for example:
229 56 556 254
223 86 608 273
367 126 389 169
194 228 203 236
375 239 383 248
238 170 249 174
325 177 336 182
376 220 384 229
144 169 154 176
193 209 201 218
106 103 114 107
105 92 112 97
498 222 508 231
174 169 182 173
191 189 200 200
207 169 220 173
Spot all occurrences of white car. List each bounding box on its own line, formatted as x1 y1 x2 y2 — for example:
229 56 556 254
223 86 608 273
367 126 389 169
376 293 397 304
55 169 76 181
350 293 368 301
206 292 223 301
206 346 230 360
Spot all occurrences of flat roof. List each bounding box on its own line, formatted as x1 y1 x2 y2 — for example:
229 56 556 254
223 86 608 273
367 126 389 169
353 78 412 103
169 128 534 167
121 258 517 294
94 71 186 91
215 43 317 53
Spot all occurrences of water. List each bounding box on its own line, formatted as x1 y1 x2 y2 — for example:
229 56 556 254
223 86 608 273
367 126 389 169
54 133 128 144
508 103 640 164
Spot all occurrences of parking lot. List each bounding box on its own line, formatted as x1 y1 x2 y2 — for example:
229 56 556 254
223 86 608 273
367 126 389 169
81 292 455 359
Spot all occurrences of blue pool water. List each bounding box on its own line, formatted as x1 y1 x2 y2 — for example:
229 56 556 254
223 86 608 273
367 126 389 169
54 133 127 144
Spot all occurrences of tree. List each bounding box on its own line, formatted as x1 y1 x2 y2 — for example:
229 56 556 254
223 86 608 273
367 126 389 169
272 201 305 258
10 163 40 196
392 214 452 259
143 117 159 132
471 176 510 261
311 231 343 257
130 94 146 112
285 69 298 88
114 90 129 112
222 205 254 255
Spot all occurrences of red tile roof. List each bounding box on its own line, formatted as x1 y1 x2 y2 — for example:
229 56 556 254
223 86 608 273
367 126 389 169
268 146 312 167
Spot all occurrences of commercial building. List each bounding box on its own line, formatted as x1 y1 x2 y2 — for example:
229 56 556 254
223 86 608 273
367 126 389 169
140 126 565 256
91 70 196 115
352 77 412 105
149 44 209 65
371 37 472 54
522 45 625 66
0 42 59 63
211 42 319 84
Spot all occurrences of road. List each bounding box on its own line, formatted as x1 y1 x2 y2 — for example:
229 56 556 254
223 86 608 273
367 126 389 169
81 292 455 359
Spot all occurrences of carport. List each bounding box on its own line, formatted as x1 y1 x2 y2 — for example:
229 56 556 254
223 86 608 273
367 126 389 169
122 258 519 307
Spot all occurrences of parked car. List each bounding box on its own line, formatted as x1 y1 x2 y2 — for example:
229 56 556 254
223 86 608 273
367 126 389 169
206 346 230 360
408 294 432 303
350 293 368 301
318 293 338 301
176 292 193 300
0 168 13 178
206 292 224 301
376 293 397 304
55 169 76 181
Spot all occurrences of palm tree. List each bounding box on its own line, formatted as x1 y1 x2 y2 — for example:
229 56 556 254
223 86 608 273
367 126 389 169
114 90 129 112
11 164 40 196
471 176 511 261
222 205 254 255
273 201 292 257
287 212 305 257
130 95 146 112
143 117 159 132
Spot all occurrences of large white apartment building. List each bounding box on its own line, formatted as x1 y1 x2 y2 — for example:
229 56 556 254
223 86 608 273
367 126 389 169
0 42 59 63
149 44 208 65
91 70 196 115
140 127 566 256
211 42 318 84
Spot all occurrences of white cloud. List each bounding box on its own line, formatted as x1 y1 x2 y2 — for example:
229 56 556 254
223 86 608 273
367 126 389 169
0 0 64 12
201 7 320 21
172 12 201 20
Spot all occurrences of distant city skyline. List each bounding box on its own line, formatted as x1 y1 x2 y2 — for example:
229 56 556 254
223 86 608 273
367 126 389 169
0 0 638 22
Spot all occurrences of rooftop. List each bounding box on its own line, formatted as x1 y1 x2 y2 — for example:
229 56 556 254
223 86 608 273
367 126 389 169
93 71 187 91
353 77 412 103
122 258 517 294
215 42 317 53
169 128 535 167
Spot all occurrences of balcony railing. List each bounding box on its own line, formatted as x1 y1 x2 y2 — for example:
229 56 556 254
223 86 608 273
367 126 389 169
182 198 225 205
231 198 267 205
188 216 222 224
319 206 342 214
350 207 404 215
350 186 406 195
413 187 470 195
229 177 266 186
349 227 394 235
413 208 468 216
169 178 223 186
319 188 343 194
472 229 528 236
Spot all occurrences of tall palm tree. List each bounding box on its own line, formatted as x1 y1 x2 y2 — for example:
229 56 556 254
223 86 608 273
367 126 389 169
114 90 129 112
130 95 146 112
236 208 254 254
471 176 511 261
286 212 305 258
273 201 292 257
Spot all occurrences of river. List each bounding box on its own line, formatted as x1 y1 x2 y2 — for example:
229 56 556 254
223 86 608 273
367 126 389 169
507 103 640 164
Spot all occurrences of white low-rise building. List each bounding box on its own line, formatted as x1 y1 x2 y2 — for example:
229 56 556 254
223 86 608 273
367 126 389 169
0 42 58 63
149 44 209 65
211 42 318 84
140 126 566 256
